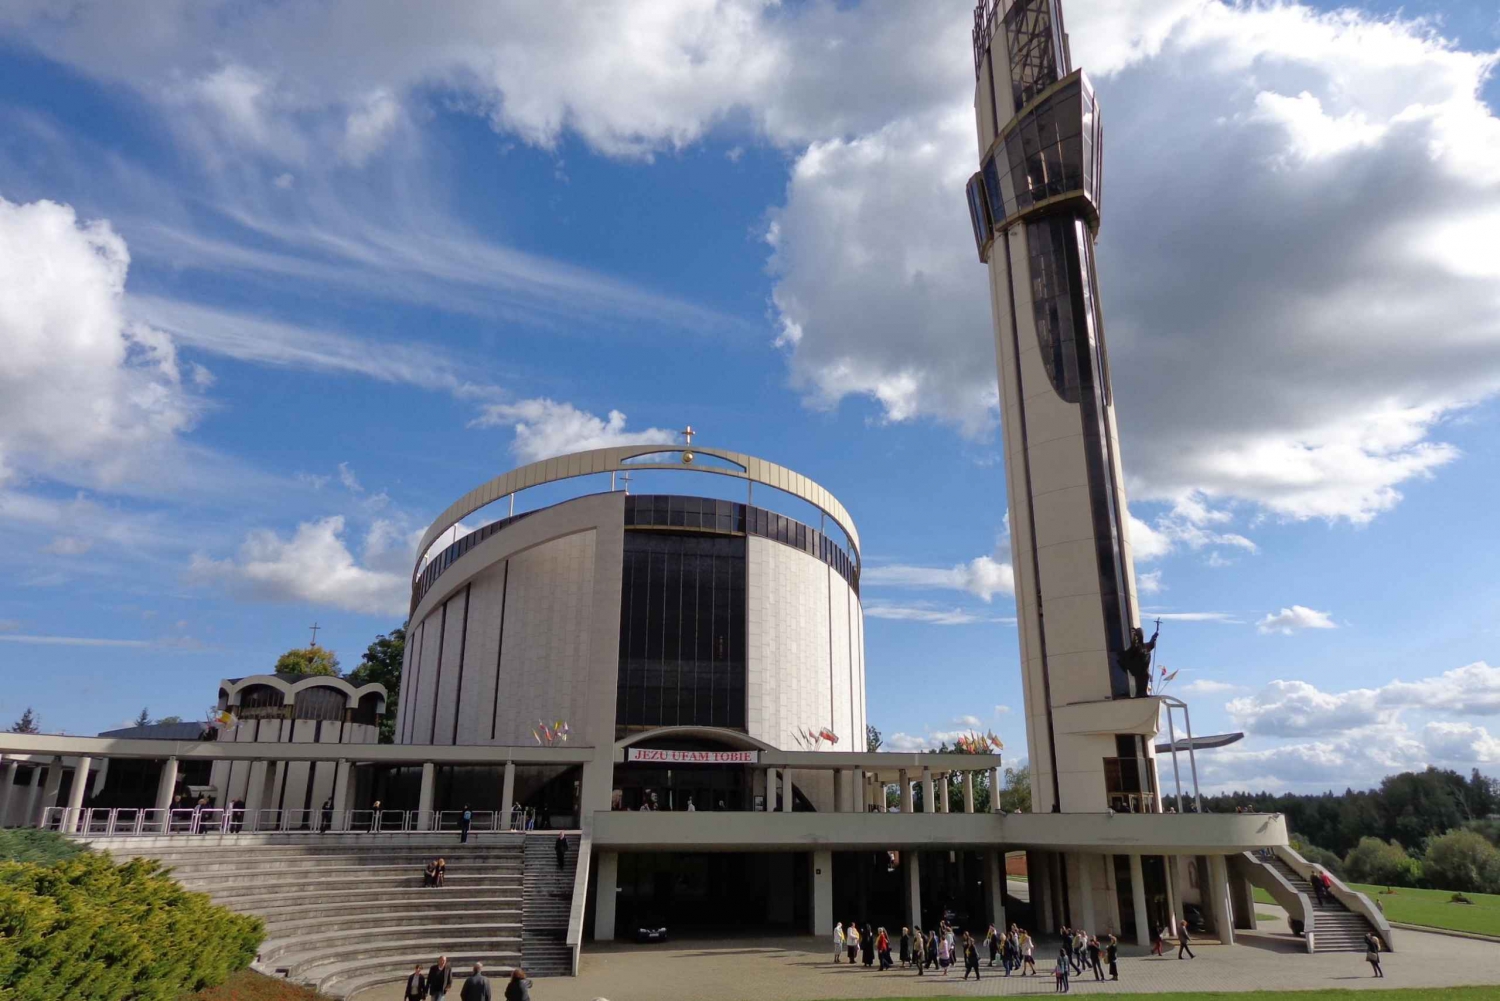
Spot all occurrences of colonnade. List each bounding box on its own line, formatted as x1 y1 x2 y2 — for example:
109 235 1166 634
764 764 1004 813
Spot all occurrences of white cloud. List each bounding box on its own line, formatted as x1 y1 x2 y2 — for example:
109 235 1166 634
994 705 1010 716
862 603 1012 626
1423 721 1500 765
1176 678 1245 696
41 535 93 556
1227 679 1388 736
0 197 200 489
343 89 401 165
188 515 408 616
337 462 363 493
863 554 1014 602
1186 721 1429 793
1128 498 1258 564
0 633 200 649
1257 605 1336 635
470 398 677 463
1136 569 1163 595
955 714 982 728
1146 611 1240 623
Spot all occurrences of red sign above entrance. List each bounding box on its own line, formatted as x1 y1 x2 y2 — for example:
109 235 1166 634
625 748 760 765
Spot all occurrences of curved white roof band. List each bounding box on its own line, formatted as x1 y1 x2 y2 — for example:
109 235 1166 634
414 445 861 581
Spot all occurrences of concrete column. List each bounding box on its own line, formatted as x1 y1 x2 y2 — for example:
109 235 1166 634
1077 854 1097 932
963 772 975 814
782 770 794 813
1230 869 1257 931
1206 854 1234 945
39 758 64 827
241 760 266 830
905 849 922 931
811 849 833 935
764 768 777 811
899 769 913 813
65 756 92 832
832 769 844 813
500 760 516 828
594 851 619 941
331 760 352 831
851 768 863 810
992 766 1002 812
939 774 950 813
921 768 934 813
24 769 44 828
418 761 436 830
154 756 179 814
1128 854 1149 944
1164 856 1181 938
0 759 18 827
1034 853 1054 931
985 850 1006 929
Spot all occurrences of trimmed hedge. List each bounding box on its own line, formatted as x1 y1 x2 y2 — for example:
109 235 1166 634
0 851 263 1001
0 830 84 866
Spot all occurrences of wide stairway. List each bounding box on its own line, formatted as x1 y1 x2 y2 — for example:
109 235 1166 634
1260 853 1375 951
521 834 580 977
86 833 577 997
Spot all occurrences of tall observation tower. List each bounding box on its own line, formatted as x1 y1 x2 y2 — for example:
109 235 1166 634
966 0 1159 817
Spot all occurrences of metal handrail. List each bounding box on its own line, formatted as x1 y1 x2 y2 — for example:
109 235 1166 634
40 805 546 836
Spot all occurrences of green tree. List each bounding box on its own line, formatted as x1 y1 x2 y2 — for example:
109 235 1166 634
998 763 1033 814
866 724 882 753
345 627 405 744
274 646 341 677
1343 837 1420 888
156 715 183 725
8 707 39 734
1422 829 1500 894
134 708 152 727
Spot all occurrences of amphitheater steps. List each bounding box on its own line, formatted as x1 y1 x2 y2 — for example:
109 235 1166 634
84 832 572 998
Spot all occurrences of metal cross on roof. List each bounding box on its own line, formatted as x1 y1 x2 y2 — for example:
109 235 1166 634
309 622 321 646
681 425 696 446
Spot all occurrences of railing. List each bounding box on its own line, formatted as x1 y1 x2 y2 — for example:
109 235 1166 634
1274 845 1396 951
565 812 594 975
43 805 542 836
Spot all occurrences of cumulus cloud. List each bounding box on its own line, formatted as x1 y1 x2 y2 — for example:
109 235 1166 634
863 554 1013 602
470 398 678 463
0 197 200 488
1176 678 1245 696
1423 721 1500 765
188 515 408 616
1257 605 1337 635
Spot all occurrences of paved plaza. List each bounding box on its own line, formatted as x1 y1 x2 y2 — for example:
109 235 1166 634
354 920 1500 1001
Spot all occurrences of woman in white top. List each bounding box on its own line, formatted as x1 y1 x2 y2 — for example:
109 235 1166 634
1021 931 1036 975
845 923 860 964
833 922 845 963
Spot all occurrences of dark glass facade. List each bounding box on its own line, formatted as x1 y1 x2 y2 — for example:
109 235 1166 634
411 509 533 611
616 531 747 735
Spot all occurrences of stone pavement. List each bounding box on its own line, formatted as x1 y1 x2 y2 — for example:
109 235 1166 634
354 923 1500 1001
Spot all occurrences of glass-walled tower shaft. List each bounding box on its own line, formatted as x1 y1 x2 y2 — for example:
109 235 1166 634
968 0 1153 813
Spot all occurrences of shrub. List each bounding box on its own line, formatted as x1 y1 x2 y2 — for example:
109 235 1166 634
1290 836 1343 876
1421 829 1500 895
0 851 263 1001
1343 836 1421 888
0 829 86 865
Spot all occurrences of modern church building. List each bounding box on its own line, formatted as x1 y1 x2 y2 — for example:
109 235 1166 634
0 4 1405 990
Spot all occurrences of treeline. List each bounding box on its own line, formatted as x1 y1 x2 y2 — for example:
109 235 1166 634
1206 766 1500 894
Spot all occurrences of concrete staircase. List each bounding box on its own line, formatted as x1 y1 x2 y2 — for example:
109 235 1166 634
1260 854 1375 952
84 833 577 997
521 834 579 977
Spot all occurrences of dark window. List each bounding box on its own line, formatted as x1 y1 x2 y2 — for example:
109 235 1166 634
1003 0 1064 110
617 532 747 733
1025 215 1082 402
292 685 347 721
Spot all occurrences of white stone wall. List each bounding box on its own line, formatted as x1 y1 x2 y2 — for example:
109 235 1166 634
746 537 865 754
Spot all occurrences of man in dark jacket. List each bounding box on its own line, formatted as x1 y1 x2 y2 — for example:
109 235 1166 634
459 961 491 1001
403 964 426 1001
459 805 473 843
555 831 568 870
427 956 454 1000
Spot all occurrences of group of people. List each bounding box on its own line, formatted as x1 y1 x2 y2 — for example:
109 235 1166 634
834 921 1045 981
1047 926 1121 989
404 957 532 1001
422 858 447 887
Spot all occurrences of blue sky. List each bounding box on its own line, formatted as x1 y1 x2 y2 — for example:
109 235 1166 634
1 0 1498 793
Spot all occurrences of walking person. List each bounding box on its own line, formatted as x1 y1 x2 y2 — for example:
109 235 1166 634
319 798 334 833
1021 929 1037 975
986 924 999 966
962 931 982 980
503 968 531 1001
1054 946 1070 993
1365 932 1384 978
899 926 911 969
913 927 926 975
427 956 454 1000
936 927 951 975
1001 927 1016 975
459 804 473 843
926 928 939 970
404 964 426 1001
1106 933 1119 981
1178 924 1195 960
1151 922 1165 956
369 799 383 833
833 921 845 963
877 927 891 970
555 831 568 870
862 922 875 967
460 962 491 1001
1311 867 1325 904
845 921 860 964
1088 936 1104 981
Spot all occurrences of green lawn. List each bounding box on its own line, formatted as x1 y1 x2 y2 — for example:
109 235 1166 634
1347 882 1500 938
1254 886 1276 906
860 990 1500 1001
